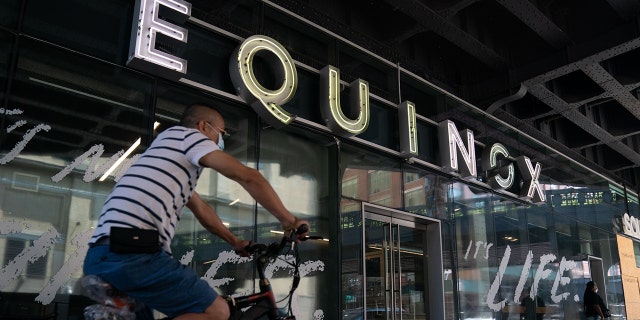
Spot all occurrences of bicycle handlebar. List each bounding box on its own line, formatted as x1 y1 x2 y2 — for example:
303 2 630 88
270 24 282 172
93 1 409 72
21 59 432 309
243 224 322 256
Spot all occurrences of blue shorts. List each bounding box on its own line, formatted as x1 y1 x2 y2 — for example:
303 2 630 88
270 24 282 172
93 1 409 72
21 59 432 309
83 245 218 318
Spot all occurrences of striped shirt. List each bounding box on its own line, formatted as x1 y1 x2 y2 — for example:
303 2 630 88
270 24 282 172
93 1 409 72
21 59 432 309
89 126 219 253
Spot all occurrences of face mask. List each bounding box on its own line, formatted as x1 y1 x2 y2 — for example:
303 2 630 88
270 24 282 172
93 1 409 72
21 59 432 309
217 132 225 151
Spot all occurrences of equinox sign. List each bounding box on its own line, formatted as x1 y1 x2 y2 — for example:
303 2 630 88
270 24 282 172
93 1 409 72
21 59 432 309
126 0 546 203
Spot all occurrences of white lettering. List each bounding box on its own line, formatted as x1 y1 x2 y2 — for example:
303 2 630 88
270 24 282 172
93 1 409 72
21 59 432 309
438 120 477 179
0 113 51 165
550 257 576 303
36 230 92 304
486 245 509 311
201 250 252 288
514 250 533 304
398 101 418 157
127 0 191 79
622 213 640 239
0 223 60 289
517 156 546 202
51 144 128 182
532 253 555 300
481 143 515 189
319 65 370 136
229 35 298 128
467 239 580 309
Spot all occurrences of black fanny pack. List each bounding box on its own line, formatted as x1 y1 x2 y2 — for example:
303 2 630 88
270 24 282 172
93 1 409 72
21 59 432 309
110 227 160 254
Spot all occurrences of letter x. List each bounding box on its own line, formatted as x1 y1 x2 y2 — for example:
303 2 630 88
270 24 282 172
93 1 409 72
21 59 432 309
516 156 545 203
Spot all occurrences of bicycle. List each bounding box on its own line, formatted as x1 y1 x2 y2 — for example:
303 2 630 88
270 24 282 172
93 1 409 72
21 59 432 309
82 225 322 320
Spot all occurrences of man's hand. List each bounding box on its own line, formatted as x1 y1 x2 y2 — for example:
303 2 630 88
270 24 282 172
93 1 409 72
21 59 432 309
284 217 310 241
232 239 252 257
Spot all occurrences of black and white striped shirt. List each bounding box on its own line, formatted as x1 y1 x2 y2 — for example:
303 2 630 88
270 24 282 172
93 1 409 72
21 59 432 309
89 126 219 253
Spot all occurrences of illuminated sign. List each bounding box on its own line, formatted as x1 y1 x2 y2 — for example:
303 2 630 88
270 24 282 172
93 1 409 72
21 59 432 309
399 101 418 157
126 0 545 203
437 120 544 201
481 142 515 190
438 120 476 179
319 66 370 137
127 0 191 80
229 35 298 128
517 156 545 202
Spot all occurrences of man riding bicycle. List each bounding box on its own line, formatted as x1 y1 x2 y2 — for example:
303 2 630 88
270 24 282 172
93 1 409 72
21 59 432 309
83 103 309 320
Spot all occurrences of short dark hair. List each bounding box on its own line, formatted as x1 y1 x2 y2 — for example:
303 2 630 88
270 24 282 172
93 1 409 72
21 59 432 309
180 103 220 128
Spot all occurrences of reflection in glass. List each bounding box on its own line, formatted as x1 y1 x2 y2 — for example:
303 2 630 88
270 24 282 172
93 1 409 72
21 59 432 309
403 167 450 219
341 145 402 209
256 126 333 319
0 37 152 298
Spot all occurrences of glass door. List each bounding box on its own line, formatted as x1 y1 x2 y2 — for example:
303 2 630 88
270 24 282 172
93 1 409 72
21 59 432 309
364 213 428 320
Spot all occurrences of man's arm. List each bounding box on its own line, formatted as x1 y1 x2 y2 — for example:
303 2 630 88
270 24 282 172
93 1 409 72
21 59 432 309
593 303 604 319
198 150 309 233
186 192 249 253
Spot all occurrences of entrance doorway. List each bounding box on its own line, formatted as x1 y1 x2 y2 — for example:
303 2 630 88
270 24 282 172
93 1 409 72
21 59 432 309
588 256 607 305
362 204 444 320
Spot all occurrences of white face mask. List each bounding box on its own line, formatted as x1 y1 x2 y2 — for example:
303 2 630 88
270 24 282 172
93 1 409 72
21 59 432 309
205 121 225 150
217 132 225 151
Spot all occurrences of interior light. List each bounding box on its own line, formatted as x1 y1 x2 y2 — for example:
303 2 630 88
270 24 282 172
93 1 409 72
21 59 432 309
99 138 141 181
99 122 161 181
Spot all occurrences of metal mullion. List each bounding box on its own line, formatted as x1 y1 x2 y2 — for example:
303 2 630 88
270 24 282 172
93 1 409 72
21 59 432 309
387 223 394 320
395 224 402 320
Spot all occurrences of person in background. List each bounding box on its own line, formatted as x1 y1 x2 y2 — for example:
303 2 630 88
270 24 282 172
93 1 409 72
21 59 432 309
83 103 309 320
520 286 544 320
583 281 606 320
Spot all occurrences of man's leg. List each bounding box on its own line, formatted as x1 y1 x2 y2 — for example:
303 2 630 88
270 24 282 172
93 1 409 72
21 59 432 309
172 296 230 320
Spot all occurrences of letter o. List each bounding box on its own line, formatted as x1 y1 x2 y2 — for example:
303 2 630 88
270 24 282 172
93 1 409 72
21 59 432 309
229 35 297 127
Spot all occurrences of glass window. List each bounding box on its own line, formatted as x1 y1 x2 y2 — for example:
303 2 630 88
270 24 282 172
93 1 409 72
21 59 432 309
368 170 391 194
342 177 358 199
405 188 423 207
340 198 364 319
1 36 152 299
22 0 134 64
341 144 402 209
402 166 451 219
257 125 336 319
452 183 496 320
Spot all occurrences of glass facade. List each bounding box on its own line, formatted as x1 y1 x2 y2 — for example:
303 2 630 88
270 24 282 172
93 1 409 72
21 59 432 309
0 1 639 319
